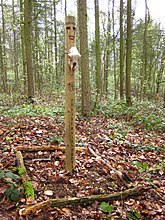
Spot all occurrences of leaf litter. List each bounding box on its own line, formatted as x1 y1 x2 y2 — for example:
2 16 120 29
0 115 165 219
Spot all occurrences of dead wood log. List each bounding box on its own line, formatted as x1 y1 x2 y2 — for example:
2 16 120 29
15 151 36 205
19 185 150 216
15 145 86 152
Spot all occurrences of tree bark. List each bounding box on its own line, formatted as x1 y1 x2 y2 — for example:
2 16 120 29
112 0 117 100
95 0 101 102
24 0 34 99
1 0 7 93
78 0 91 116
125 0 132 106
120 0 124 100
20 0 27 95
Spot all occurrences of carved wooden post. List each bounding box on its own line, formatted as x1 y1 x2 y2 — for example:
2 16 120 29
65 16 81 172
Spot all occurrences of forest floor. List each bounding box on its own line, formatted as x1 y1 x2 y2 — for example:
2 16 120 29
0 113 165 219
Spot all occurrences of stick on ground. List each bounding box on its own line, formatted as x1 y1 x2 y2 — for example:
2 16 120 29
19 185 150 216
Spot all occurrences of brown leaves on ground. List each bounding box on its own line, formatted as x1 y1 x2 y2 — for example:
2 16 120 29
0 115 165 219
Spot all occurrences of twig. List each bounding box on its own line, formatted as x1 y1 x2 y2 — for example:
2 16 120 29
88 146 133 186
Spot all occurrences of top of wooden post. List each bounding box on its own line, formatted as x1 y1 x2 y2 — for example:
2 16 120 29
65 16 76 48
65 16 76 26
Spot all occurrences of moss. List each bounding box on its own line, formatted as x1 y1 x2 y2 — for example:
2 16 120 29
18 166 26 176
23 181 34 198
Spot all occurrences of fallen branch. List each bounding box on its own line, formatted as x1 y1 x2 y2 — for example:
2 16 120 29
15 145 86 152
19 185 150 216
88 146 133 186
15 151 36 205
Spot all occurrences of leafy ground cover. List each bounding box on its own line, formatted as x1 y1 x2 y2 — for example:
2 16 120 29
0 102 165 219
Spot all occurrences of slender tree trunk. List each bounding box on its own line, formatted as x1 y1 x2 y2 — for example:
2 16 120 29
0 31 4 91
12 0 19 92
156 41 165 94
94 0 101 103
112 0 117 100
24 0 34 99
33 4 40 92
120 0 124 100
44 2 48 78
103 0 111 99
20 0 27 95
1 0 7 93
141 0 149 98
53 0 58 86
78 0 91 116
125 0 132 106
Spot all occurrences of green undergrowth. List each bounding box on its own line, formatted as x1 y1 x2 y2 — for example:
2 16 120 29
1 95 164 132
0 169 20 201
0 103 64 117
101 100 165 132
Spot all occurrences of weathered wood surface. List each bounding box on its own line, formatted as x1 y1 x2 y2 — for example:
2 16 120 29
15 145 85 152
19 185 150 216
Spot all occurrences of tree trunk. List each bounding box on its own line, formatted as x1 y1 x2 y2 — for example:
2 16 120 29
125 0 132 106
78 0 91 116
112 0 117 100
33 4 40 92
103 0 111 99
24 0 34 99
12 0 19 92
53 0 58 86
120 0 124 100
20 0 27 95
1 0 7 93
156 39 165 94
141 0 149 98
94 0 101 103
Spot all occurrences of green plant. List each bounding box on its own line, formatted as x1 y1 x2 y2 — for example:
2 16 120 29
132 161 149 172
100 202 114 213
0 169 20 201
127 207 141 219
18 166 26 176
4 184 19 201
23 181 34 198
1 103 64 117
0 169 20 180
47 135 62 144
145 178 158 189
5 136 11 144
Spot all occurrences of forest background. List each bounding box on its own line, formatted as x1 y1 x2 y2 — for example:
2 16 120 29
0 0 164 114
0 0 165 219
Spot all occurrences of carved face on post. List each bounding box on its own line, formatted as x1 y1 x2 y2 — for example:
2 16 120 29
66 22 76 44
65 17 81 73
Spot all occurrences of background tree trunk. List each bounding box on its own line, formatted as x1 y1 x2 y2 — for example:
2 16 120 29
20 0 27 95
12 0 19 92
125 0 132 106
1 0 7 93
141 0 149 98
120 0 124 100
78 0 91 116
103 0 111 99
94 0 101 103
112 0 117 100
24 0 34 99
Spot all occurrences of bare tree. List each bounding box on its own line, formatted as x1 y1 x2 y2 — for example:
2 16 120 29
78 0 91 116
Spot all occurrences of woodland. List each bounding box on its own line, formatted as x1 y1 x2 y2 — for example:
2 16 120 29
0 0 165 219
